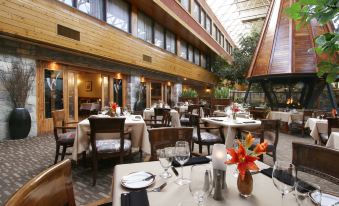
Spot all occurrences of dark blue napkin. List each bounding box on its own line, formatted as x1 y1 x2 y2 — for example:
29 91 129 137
172 156 211 167
121 189 149 206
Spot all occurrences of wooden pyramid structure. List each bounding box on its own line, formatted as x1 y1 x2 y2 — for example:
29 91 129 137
245 0 336 109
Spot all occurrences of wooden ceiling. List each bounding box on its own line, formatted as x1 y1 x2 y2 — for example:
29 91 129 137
247 0 332 79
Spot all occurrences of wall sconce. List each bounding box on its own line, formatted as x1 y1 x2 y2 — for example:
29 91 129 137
206 87 211 93
140 76 145 83
116 73 122 80
77 79 81 85
183 78 187 81
167 81 171 86
50 62 57 70
99 77 102 83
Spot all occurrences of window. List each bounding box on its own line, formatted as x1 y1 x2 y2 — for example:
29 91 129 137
137 12 153 43
58 0 73 6
180 40 188 59
221 34 224 47
180 0 189 11
192 1 200 22
188 45 194 62
77 0 104 20
154 23 165 48
206 16 211 34
194 48 200 65
213 25 217 40
44 69 63 118
165 31 176 53
200 10 205 28
201 53 206 68
107 0 130 32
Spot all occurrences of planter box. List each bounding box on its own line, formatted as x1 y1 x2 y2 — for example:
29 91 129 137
211 98 232 110
179 97 199 104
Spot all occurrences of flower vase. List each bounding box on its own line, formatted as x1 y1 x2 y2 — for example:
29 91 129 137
237 169 253 197
232 112 237 120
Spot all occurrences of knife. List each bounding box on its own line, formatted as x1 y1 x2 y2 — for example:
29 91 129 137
171 166 179 176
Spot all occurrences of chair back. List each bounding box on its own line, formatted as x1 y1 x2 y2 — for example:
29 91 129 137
161 110 172 127
202 107 211 117
327 117 339 137
188 105 201 116
260 119 280 154
5 159 75 206
250 109 269 120
52 110 66 129
154 108 170 117
292 142 339 184
148 127 193 161
88 117 126 152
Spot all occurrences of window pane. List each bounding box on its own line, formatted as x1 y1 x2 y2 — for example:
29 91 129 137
192 1 200 21
201 10 205 28
180 40 188 59
201 53 206 68
221 34 224 47
165 31 176 53
114 79 123 106
107 0 130 32
58 0 73 6
213 25 217 40
206 16 211 34
77 0 104 20
188 45 193 62
154 23 164 48
180 0 189 11
137 12 153 43
194 48 200 65
44 69 63 118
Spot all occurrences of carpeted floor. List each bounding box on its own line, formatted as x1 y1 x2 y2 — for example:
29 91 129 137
0 132 338 205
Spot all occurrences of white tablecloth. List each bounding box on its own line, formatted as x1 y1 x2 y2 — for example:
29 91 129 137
268 111 303 124
202 117 261 148
213 111 247 118
143 109 181 127
304 118 328 142
79 102 100 111
112 161 298 206
326 132 339 150
72 115 150 160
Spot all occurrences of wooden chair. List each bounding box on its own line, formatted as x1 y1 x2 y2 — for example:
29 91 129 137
250 109 269 120
289 110 313 137
180 104 201 126
320 117 339 145
189 114 224 155
51 110 78 164
151 108 170 123
245 119 280 162
292 142 339 185
88 117 132 186
148 127 194 161
148 109 172 128
5 159 76 206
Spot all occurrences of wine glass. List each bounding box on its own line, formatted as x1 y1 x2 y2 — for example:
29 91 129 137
232 139 239 177
295 181 321 206
175 141 191 185
272 161 296 205
157 147 175 179
189 165 212 206
249 114 254 120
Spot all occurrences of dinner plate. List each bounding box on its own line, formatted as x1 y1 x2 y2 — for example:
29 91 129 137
310 192 339 206
121 171 155 190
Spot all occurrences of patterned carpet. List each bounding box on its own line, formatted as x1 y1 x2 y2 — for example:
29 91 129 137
0 133 338 205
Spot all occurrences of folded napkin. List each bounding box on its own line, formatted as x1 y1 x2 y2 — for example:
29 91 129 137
121 189 149 206
172 156 211 167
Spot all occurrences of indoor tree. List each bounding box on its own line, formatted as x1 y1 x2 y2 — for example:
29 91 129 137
286 0 338 83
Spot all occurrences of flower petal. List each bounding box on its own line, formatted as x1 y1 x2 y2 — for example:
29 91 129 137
245 133 255 148
226 148 238 164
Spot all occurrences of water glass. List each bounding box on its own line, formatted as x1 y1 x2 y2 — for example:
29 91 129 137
157 147 175 179
272 161 296 205
295 181 321 206
175 141 191 185
189 165 212 206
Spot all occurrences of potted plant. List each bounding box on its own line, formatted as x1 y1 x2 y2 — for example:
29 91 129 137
211 87 232 109
0 59 35 139
179 88 199 104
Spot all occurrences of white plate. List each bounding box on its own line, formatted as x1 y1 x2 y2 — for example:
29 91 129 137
310 192 339 206
121 171 155 190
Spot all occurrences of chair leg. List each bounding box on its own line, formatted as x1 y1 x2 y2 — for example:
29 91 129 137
192 142 195 152
54 144 60 164
61 146 67 161
199 144 202 154
207 145 210 155
82 151 86 167
92 155 97 186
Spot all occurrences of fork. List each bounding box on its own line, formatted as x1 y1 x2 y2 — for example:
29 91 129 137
147 182 167 192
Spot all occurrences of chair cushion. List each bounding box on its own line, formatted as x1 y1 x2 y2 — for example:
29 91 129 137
96 139 131 153
180 117 189 123
58 132 75 144
193 132 222 143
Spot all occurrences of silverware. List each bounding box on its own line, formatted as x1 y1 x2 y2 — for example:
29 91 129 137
147 183 167 192
122 175 154 183
171 166 179 176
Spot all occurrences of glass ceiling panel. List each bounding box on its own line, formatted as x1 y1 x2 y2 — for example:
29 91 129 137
207 0 271 46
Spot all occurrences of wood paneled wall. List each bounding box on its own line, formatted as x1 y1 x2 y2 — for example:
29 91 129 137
0 0 217 84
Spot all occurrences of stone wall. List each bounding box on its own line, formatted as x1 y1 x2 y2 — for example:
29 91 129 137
0 40 37 140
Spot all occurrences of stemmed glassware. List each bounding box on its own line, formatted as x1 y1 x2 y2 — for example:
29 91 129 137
175 141 191 185
189 165 212 206
295 181 321 206
157 147 175 179
272 161 296 205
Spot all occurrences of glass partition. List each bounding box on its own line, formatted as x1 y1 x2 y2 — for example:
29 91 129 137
44 69 63 118
113 78 123 106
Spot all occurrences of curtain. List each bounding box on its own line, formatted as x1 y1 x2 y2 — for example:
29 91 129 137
180 40 188 59
194 48 200 65
77 0 104 20
188 45 193 62
137 12 153 43
180 0 189 11
154 23 164 48
107 0 130 32
165 31 176 54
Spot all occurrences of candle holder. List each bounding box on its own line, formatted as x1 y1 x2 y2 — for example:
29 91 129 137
211 144 227 201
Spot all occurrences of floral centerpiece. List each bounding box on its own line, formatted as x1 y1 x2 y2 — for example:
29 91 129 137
231 103 240 120
225 133 267 197
108 102 118 117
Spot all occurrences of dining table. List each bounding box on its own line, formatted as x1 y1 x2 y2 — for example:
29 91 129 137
326 132 339 150
143 108 181 127
268 111 303 124
201 117 261 148
112 161 297 206
72 115 151 160
304 118 328 143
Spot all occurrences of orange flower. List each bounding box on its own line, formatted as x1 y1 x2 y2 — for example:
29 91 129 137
245 133 255 149
253 141 268 156
111 102 118 111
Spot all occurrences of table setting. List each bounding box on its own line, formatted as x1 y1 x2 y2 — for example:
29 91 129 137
113 136 339 206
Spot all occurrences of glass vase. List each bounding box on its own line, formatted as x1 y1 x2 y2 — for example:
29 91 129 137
237 169 253 197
